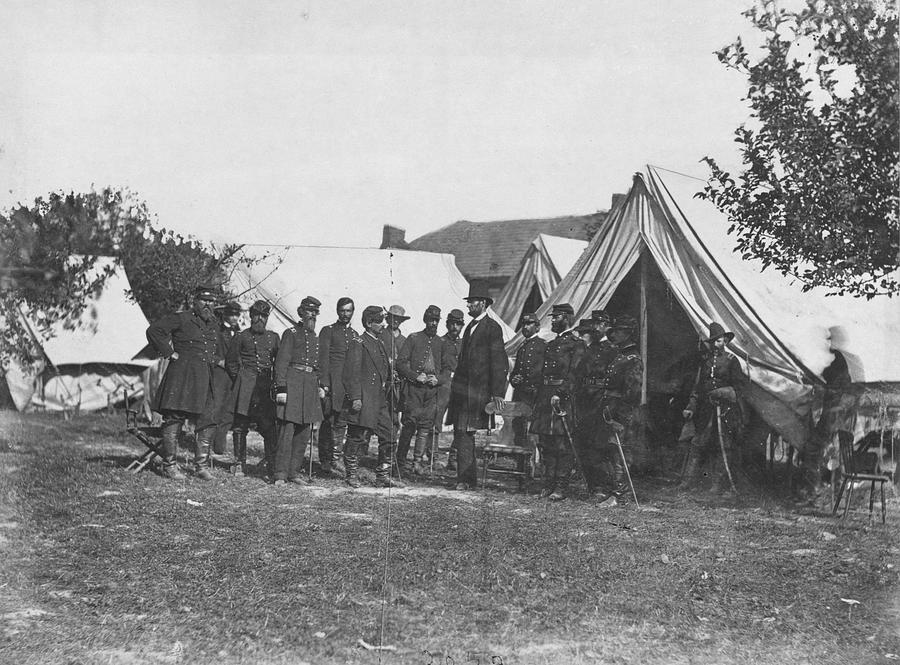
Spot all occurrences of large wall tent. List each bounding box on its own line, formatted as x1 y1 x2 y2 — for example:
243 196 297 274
507 166 899 451
4 258 155 413
492 234 588 329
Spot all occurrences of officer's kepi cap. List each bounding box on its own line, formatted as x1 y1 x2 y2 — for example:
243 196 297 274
298 296 321 314
520 312 539 325
549 303 574 316
194 284 218 301
446 309 465 323
249 300 271 317
423 305 441 321
576 318 593 332
215 301 242 315
591 309 611 322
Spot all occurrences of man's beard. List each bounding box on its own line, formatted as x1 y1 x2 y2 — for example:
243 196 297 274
551 321 566 334
251 321 266 333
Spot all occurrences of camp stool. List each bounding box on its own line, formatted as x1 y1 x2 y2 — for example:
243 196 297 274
125 402 166 473
480 401 535 492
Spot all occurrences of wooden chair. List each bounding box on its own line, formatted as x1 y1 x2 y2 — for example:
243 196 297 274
124 394 165 474
832 433 891 524
480 401 535 491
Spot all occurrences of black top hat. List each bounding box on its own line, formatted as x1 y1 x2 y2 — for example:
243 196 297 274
464 280 493 306
446 308 465 323
423 305 441 321
249 300 271 317
706 322 734 343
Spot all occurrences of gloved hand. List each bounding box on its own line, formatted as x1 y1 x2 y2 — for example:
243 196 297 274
425 374 438 387
709 387 736 404
416 372 428 384
275 393 287 405
550 394 561 408
351 399 363 413
217 360 226 369
682 409 693 420
318 387 326 400
510 374 523 387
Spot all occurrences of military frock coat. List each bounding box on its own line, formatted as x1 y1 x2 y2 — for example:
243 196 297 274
146 310 219 415
510 335 546 406
342 331 390 431
529 331 584 436
318 320 359 409
572 338 619 417
446 315 509 431
226 327 280 416
274 325 323 425
686 349 746 432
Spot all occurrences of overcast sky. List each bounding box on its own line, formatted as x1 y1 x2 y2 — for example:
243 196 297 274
1 0 757 247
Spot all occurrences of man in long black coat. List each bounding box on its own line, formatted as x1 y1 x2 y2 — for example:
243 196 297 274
211 301 242 463
342 306 405 489
446 283 509 490
225 300 279 477
509 312 545 447
146 284 221 480
317 297 358 476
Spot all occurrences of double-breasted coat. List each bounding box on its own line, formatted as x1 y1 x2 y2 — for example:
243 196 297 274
446 315 509 431
318 320 359 413
686 349 746 435
147 310 219 416
342 331 391 433
274 325 324 425
529 331 584 436
226 327 280 417
510 335 546 406
396 330 453 427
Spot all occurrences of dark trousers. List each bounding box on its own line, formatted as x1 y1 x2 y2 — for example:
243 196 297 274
454 429 477 486
274 420 312 481
539 434 573 491
233 412 276 468
318 408 347 465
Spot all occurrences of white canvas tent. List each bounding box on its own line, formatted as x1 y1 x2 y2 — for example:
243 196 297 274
5 258 155 412
492 234 587 328
227 246 514 340
508 165 900 449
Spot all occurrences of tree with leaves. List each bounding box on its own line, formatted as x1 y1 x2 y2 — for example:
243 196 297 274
701 0 899 298
0 188 255 366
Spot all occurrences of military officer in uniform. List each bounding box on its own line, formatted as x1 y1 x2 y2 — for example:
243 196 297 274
343 306 405 488
211 301 242 464
378 304 409 476
529 303 584 501
396 305 454 476
225 300 279 478
437 308 464 471
509 313 545 447
146 284 221 480
273 297 324 486
680 322 747 493
317 297 358 477
589 315 643 506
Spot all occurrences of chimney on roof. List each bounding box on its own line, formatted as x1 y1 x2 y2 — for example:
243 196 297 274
611 193 626 211
380 224 408 249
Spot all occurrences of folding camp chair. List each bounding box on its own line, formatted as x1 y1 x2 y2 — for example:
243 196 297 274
124 394 165 473
832 433 892 524
479 401 535 491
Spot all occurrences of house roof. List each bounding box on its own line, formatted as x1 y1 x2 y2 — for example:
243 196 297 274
406 214 603 281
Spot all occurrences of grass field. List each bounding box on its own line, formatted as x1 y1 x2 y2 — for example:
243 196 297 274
0 411 898 664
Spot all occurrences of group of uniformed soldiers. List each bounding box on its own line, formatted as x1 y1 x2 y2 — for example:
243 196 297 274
146 284 745 501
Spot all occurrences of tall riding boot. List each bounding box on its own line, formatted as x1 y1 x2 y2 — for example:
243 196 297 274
160 420 185 480
445 442 458 472
193 426 215 480
344 452 360 488
231 430 247 476
375 438 405 488
412 428 431 476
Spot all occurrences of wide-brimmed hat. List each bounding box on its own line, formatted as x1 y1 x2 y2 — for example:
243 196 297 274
446 308 465 324
385 304 410 323
706 322 734 343
464 280 493 306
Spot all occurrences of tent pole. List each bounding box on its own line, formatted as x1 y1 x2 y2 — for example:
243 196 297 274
639 251 648 406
